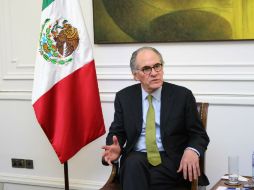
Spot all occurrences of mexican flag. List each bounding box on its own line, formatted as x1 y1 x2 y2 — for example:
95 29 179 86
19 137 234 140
32 0 105 163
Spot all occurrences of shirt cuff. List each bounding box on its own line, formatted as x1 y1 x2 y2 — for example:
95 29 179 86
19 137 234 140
185 147 200 157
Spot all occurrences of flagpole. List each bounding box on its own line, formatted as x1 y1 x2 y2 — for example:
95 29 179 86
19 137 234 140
64 162 69 190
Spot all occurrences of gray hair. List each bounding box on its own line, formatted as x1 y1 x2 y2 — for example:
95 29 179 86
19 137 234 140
130 47 164 73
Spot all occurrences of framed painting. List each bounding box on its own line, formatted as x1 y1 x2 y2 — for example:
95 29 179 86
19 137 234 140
93 0 254 44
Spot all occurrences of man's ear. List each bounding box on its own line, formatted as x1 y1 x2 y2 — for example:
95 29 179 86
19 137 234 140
133 72 139 81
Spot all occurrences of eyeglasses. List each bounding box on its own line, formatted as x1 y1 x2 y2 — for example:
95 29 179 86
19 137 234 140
136 63 163 75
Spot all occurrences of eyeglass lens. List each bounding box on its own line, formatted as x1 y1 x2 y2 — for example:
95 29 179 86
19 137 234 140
142 63 162 74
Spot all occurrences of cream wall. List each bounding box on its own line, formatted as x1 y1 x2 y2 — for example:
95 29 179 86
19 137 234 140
0 0 254 190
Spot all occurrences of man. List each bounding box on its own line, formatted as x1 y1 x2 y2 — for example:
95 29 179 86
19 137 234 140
102 47 209 190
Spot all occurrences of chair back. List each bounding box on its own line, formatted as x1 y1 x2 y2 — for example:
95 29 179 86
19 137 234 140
192 103 209 190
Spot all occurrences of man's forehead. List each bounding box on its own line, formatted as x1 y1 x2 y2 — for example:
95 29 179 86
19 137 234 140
137 49 156 56
136 50 160 62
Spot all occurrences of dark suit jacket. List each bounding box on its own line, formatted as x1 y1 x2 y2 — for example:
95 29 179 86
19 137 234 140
106 82 209 183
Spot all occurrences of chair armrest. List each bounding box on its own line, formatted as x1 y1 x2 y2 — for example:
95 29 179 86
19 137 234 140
191 179 198 190
102 157 110 166
100 162 120 190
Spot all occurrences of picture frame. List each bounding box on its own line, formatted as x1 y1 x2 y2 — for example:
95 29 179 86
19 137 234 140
93 0 254 44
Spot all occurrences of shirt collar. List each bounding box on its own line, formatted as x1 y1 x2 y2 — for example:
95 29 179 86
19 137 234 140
142 86 162 102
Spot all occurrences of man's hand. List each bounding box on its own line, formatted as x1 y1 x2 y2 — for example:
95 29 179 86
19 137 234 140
102 135 121 165
177 149 200 182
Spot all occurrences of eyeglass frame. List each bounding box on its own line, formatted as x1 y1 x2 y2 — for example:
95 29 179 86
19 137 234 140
135 63 163 75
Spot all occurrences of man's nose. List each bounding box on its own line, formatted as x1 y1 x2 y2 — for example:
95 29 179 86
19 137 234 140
150 68 157 75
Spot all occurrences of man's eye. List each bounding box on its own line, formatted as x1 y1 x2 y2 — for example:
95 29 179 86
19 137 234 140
154 63 161 68
142 66 151 71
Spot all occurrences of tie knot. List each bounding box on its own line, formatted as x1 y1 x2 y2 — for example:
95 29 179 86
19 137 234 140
147 94 153 104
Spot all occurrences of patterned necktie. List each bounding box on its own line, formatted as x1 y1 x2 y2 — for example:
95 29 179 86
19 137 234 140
145 95 161 166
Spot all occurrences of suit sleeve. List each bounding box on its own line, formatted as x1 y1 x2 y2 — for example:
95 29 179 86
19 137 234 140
185 90 210 157
106 93 127 151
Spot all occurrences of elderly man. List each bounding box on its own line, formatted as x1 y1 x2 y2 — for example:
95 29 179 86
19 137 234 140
102 47 209 190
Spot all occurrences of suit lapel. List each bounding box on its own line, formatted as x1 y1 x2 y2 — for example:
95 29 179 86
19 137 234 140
160 82 175 138
133 84 143 133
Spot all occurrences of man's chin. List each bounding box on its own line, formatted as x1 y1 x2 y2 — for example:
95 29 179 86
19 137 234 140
150 82 163 90
152 80 163 86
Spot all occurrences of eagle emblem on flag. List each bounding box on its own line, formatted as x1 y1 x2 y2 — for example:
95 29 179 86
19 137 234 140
39 18 80 65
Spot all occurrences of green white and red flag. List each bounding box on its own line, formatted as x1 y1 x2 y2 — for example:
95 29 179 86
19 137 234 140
32 0 105 163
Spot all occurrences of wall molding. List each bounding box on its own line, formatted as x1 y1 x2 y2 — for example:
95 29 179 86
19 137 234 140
96 62 254 67
0 90 253 105
0 173 103 190
2 64 254 80
2 73 254 81
101 92 254 105
3 74 254 81
0 91 31 100
98 73 254 81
